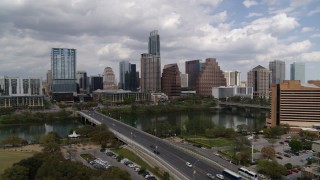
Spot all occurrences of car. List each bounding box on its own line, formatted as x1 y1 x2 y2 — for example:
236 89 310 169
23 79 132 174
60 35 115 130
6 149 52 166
276 152 282 155
206 173 215 179
276 156 283 159
291 169 299 173
216 174 224 179
286 136 291 139
186 162 192 168
279 141 284 144
153 150 160 154
287 170 293 175
150 145 155 149
128 163 135 168
284 154 291 158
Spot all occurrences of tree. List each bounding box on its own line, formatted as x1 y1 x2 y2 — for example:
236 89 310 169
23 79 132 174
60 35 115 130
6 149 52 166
162 172 170 180
237 124 248 134
1 136 28 146
257 160 287 179
261 146 276 159
289 139 302 152
1 165 29 180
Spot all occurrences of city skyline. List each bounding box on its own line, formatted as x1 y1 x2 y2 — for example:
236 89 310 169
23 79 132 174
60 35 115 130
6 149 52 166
0 0 319 81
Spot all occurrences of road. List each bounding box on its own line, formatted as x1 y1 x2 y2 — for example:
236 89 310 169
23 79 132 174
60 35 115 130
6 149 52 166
80 110 227 180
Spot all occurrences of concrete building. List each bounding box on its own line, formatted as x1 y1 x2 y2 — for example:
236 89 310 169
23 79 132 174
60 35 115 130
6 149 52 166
196 58 226 96
290 62 305 84
161 64 181 99
148 30 160 57
140 53 161 93
103 67 117 90
185 60 200 91
266 80 320 127
301 140 320 179
212 86 253 99
180 74 188 88
51 48 76 101
76 71 88 94
0 76 44 108
224 71 241 87
247 65 271 98
269 60 285 84
89 76 103 93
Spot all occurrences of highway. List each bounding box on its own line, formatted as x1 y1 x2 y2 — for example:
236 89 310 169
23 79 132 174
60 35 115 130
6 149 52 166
80 110 226 180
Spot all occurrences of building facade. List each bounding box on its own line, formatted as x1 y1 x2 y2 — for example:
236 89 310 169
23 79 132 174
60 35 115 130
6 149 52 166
269 60 285 84
51 48 77 94
103 67 117 90
124 64 138 91
140 53 161 93
247 65 271 98
185 60 200 91
224 71 241 87
46 70 52 96
148 30 160 57
89 76 103 93
161 64 181 99
212 86 253 99
76 71 88 94
266 80 320 127
180 73 188 88
119 61 131 89
0 76 44 108
196 58 226 96
290 62 305 84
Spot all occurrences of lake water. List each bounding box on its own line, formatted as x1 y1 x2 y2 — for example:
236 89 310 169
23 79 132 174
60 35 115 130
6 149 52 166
0 109 266 142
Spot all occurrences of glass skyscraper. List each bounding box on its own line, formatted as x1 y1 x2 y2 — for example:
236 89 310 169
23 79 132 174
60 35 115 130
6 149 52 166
51 48 76 93
269 60 285 84
148 30 160 57
290 62 305 84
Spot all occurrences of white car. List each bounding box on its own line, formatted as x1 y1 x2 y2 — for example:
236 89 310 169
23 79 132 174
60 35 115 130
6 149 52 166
186 162 192 168
216 174 224 179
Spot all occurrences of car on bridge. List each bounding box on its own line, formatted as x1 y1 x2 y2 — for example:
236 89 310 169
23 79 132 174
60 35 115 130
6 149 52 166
186 162 192 168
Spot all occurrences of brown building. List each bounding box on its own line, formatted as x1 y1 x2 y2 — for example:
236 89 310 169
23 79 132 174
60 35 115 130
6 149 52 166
247 65 271 98
196 58 226 96
267 80 320 127
161 64 181 99
140 53 161 93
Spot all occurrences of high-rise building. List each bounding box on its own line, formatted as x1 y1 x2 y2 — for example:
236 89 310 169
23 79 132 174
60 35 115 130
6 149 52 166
224 71 241 87
119 61 131 89
46 70 52 96
180 74 188 88
196 58 226 96
124 64 138 91
148 30 160 57
103 67 117 90
267 80 320 127
269 60 285 84
185 60 200 91
290 62 305 84
140 53 161 93
76 71 88 94
51 48 76 100
161 64 181 99
247 65 271 98
89 76 103 93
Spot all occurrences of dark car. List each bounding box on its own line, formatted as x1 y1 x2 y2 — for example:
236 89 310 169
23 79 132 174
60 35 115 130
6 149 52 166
150 145 155 149
153 150 160 155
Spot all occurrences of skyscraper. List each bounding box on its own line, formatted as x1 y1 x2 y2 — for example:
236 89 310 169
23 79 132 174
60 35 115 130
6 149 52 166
51 48 76 100
140 53 161 93
76 71 88 94
119 61 131 89
290 62 305 84
148 30 160 57
224 71 241 87
269 60 285 84
89 76 103 93
247 65 271 98
124 64 138 91
103 67 117 90
196 58 226 96
185 60 200 91
161 63 181 99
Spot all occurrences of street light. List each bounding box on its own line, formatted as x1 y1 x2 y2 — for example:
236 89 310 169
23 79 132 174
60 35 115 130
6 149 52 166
193 159 200 180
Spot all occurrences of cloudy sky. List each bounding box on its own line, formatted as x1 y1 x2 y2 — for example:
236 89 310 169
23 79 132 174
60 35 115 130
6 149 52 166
0 0 319 82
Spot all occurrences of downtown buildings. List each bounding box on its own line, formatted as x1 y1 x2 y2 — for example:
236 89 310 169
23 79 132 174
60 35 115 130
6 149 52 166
161 64 181 99
291 62 306 84
247 65 271 98
269 60 285 84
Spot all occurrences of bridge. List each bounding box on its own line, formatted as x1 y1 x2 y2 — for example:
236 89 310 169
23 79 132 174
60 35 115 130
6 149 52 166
77 110 236 180
218 101 270 110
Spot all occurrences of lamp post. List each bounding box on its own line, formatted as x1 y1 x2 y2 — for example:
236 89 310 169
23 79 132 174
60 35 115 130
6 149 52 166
193 159 200 180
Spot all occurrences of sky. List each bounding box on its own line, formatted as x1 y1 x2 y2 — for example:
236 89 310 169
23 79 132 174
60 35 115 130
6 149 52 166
0 0 320 82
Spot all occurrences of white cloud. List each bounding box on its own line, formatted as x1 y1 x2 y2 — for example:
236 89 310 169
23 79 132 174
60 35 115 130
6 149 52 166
246 13 263 18
311 34 320 38
301 27 315 33
243 0 258 8
97 43 133 60
308 6 320 16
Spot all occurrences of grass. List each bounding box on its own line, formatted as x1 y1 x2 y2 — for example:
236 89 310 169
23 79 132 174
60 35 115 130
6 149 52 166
112 147 162 178
0 150 35 175
80 153 96 162
186 137 235 147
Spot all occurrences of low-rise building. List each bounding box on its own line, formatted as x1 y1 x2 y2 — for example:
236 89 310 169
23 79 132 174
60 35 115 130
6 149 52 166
212 86 253 99
92 89 150 105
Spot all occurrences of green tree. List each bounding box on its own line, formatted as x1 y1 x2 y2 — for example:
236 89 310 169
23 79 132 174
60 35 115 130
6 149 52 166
162 172 170 180
1 165 29 180
1 136 28 146
257 160 287 179
261 146 276 159
289 139 302 152
236 124 248 134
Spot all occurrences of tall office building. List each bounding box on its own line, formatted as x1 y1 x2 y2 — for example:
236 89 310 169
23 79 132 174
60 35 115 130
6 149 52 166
76 71 88 94
161 64 181 99
103 67 117 90
51 48 76 101
224 71 241 87
185 60 200 91
290 62 305 84
196 58 226 96
119 61 131 89
180 74 188 88
89 76 103 93
247 65 271 98
140 53 161 93
269 60 285 84
267 80 320 127
148 30 160 57
124 64 138 91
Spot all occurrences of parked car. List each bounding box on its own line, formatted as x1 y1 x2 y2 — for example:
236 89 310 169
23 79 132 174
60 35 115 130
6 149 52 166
206 173 215 179
153 150 160 155
276 156 283 159
284 154 291 158
291 169 299 173
216 174 224 179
